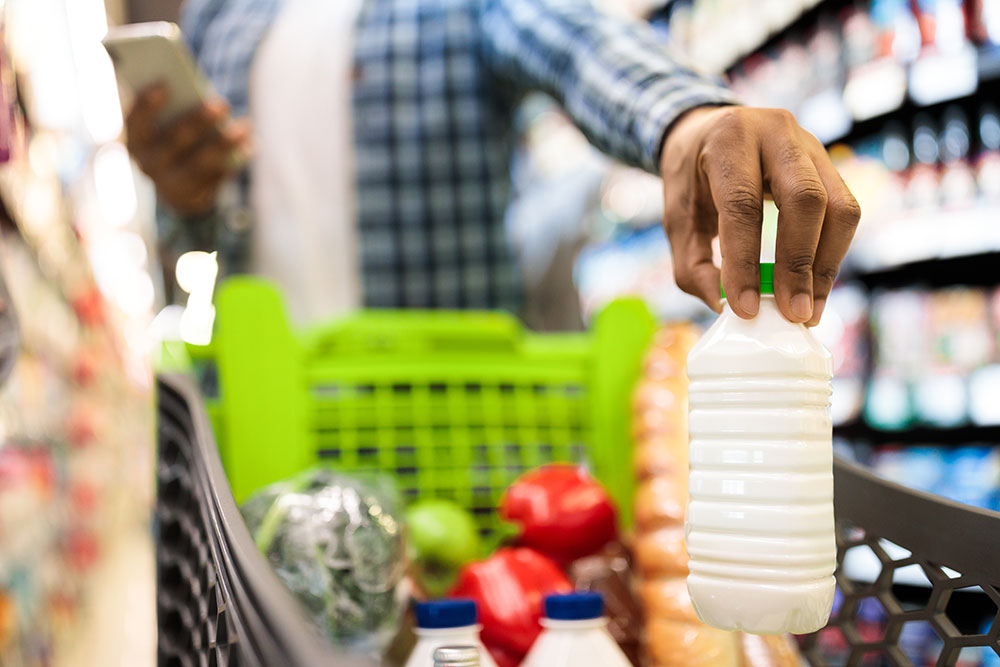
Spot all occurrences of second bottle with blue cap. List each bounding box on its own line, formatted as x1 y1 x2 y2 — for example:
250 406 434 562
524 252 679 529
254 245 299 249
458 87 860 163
520 592 632 667
403 599 496 667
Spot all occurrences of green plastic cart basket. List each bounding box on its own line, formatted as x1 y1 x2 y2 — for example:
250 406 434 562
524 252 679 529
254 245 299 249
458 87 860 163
187 277 657 537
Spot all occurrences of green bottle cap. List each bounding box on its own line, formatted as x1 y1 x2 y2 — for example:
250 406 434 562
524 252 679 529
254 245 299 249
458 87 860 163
720 262 774 298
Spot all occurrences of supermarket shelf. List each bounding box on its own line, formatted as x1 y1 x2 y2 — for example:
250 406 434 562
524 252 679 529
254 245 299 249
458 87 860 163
835 419 1000 445
824 50 1000 146
847 250 1000 290
0 165 84 308
977 44 1000 82
844 206 1000 277
716 0 853 74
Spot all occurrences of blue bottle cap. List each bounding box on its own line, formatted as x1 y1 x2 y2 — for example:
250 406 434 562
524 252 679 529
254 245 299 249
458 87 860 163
544 592 604 620
415 599 478 629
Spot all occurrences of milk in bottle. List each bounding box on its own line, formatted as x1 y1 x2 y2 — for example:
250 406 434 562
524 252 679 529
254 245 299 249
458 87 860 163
685 262 836 635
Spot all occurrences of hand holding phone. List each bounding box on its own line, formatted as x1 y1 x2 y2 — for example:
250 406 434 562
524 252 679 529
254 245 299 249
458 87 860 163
125 87 251 216
104 22 251 216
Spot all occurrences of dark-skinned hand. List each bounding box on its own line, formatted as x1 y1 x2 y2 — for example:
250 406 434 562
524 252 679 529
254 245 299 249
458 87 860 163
661 106 861 326
125 84 251 217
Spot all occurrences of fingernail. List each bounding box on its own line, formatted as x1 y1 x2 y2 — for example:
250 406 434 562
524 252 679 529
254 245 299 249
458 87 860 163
791 293 813 321
807 298 826 327
738 289 759 317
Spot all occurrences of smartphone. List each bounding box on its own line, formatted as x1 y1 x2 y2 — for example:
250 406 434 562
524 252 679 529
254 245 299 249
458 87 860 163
103 21 214 127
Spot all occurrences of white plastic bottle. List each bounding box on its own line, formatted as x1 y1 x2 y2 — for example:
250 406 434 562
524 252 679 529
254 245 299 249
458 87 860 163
433 645 480 666
520 592 632 667
685 263 836 635
404 600 496 667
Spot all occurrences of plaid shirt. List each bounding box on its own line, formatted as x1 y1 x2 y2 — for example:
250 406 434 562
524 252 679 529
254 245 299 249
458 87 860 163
168 0 737 310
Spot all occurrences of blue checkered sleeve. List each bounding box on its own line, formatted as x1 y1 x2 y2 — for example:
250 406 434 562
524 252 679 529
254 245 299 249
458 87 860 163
180 0 283 117
480 0 740 173
164 0 283 276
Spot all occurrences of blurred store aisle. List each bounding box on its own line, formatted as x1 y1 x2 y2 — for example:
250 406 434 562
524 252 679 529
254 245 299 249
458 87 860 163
54 522 156 667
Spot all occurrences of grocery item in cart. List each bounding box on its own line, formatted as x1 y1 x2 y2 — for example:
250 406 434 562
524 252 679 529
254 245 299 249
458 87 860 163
404 600 496 667
569 542 643 666
433 645 480 666
449 547 572 667
634 324 806 666
521 592 632 667
739 633 805 666
632 324 742 667
241 467 407 654
686 263 836 634
405 499 482 597
499 464 618 565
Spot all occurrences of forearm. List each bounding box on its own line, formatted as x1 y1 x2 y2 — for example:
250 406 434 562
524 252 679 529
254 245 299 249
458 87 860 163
480 0 739 173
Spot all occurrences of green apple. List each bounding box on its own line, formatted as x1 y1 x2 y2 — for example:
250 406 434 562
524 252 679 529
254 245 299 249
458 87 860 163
405 499 482 597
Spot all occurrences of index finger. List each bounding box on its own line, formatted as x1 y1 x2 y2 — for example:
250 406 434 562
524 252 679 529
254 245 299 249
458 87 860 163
125 84 168 147
702 131 765 319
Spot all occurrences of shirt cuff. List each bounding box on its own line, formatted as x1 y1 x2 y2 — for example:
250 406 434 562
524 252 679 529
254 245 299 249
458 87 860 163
156 203 222 256
636 80 742 174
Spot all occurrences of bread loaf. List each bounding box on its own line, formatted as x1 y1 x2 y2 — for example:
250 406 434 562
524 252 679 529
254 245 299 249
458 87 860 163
740 632 803 667
633 433 687 480
633 525 688 578
633 472 687 530
639 578 699 625
645 619 741 667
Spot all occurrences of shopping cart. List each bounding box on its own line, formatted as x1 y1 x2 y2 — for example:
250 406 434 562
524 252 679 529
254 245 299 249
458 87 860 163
156 278 1000 667
185 277 658 537
157 375 359 667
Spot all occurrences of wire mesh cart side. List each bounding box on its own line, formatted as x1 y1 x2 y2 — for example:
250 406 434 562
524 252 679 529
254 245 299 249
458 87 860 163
807 458 1000 667
156 374 370 667
191 277 658 536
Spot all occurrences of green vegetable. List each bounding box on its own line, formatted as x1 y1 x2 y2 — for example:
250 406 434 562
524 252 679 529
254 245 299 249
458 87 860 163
405 499 482 596
241 467 406 652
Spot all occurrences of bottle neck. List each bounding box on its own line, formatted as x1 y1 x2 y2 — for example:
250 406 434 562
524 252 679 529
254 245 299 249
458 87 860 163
539 617 608 631
415 624 482 639
721 293 777 311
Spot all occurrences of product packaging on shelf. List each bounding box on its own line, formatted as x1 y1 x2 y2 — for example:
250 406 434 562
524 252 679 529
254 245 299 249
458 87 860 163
870 444 1000 512
865 284 1000 431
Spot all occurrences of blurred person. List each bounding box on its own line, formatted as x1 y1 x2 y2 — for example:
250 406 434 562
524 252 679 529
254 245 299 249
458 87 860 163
126 0 860 327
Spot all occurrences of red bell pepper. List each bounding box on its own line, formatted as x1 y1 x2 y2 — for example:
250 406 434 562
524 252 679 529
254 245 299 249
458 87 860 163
500 464 618 565
450 547 572 664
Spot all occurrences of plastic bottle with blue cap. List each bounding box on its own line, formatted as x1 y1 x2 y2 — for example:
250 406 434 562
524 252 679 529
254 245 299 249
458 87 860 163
520 592 631 667
403 599 496 667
